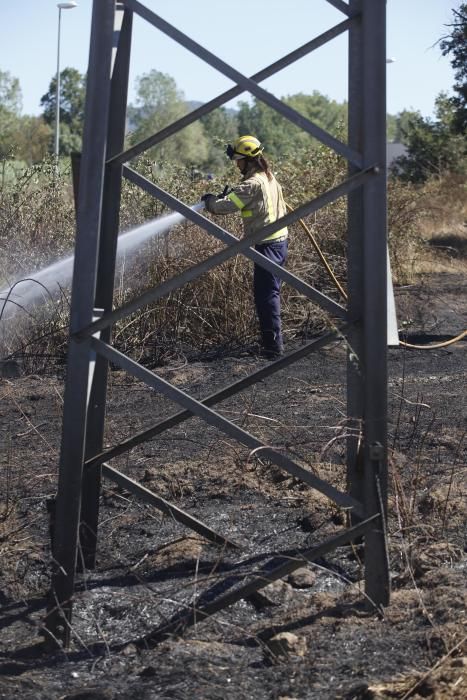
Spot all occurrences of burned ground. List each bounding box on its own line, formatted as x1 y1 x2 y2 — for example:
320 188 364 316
0 272 466 700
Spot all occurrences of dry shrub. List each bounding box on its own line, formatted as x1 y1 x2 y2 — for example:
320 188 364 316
387 178 426 284
111 149 349 362
4 153 463 365
0 158 76 286
388 173 467 282
0 296 70 374
0 503 36 600
417 174 467 238
415 174 467 275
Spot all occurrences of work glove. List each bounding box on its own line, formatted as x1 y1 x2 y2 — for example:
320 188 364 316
201 193 217 212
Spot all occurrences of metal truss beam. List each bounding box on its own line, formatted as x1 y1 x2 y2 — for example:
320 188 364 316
45 0 117 644
360 0 390 606
108 18 353 166
125 0 362 167
346 0 389 607
325 0 351 16
84 334 348 564
92 337 364 517
102 464 240 549
122 166 347 316
46 0 389 647
79 4 133 571
140 515 379 645
85 331 342 470
77 166 375 340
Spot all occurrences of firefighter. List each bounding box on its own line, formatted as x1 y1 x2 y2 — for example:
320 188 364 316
202 135 288 358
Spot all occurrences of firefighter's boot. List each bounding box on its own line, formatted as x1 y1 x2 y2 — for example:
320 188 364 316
261 330 284 359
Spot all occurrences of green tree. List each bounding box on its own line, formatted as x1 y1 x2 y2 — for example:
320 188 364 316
392 93 466 182
287 92 347 135
237 99 282 156
40 67 86 154
391 0 467 184
440 3 467 134
0 70 22 113
0 70 22 159
389 109 422 144
14 115 52 164
128 70 208 166
237 91 347 159
199 107 237 172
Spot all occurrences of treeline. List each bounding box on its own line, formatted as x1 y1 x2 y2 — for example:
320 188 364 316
0 3 465 182
0 65 350 169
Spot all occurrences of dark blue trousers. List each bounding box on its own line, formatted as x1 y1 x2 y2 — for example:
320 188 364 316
253 239 288 352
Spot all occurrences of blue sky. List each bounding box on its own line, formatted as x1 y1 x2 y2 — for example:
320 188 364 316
0 0 459 119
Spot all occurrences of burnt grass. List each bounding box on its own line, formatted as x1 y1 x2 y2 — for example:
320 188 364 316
0 272 466 700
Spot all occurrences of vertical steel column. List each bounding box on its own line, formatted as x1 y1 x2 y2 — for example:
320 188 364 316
362 0 390 606
80 6 133 570
45 0 116 646
346 0 365 510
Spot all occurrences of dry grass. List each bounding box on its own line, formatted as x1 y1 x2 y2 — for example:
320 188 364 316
1 157 466 362
388 175 467 283
410 175 467 276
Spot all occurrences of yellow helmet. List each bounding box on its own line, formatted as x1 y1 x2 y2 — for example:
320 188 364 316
226 135 263 160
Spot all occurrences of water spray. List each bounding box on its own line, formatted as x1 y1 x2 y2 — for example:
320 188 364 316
0 202 205 321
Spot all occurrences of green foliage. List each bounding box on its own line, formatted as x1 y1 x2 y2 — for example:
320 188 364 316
0 70 22 113
40 67 86 155
127 70 209 166
287 92 347 138
199 107 238 172
0 70 22 160
388 109 423 145
440 3 467 134
14 116 52 164
237 92 347 159
392 93 467 182
0 70 51 163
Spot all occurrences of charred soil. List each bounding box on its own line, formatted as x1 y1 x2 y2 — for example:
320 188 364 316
0 272 466 700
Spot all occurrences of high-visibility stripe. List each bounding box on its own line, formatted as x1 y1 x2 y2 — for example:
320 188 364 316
228 191 253 218
262 227 288 241
259 173 288 242
264 175 275 223
228 192 245 210
227 177 288 241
